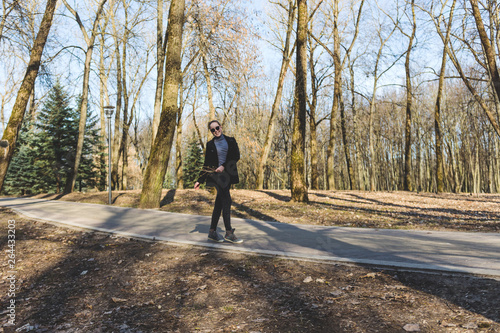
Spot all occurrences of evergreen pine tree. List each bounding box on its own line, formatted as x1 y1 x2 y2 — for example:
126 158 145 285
3 119 37 195
182 136 204 189
3 82 104 194
35 81 78 193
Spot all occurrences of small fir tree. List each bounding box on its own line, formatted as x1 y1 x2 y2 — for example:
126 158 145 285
3 119 37 195
182 136 204 189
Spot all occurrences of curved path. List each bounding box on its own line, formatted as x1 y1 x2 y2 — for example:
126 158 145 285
1 197 500 277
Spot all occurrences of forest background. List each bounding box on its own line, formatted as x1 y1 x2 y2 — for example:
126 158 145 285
1 0 500 208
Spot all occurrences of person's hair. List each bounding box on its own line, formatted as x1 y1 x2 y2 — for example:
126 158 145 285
208 120 221 129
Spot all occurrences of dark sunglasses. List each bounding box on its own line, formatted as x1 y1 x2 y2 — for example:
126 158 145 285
210 126 220 133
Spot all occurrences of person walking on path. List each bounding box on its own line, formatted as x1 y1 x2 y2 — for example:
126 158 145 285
194 120 243 243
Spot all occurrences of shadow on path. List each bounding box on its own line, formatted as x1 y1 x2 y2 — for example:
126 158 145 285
1 197 499 328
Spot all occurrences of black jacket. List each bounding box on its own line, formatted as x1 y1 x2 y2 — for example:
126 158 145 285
197 135 240 186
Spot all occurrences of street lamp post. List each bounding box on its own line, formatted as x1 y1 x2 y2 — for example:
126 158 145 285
104 106 115 205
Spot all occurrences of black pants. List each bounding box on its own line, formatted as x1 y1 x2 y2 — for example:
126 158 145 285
210 183 232 231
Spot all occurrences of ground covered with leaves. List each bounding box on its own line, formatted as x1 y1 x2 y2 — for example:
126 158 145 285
0 191 499 332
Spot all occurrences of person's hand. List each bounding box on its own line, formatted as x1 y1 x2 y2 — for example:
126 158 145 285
194 182 200 190
215 166 225 173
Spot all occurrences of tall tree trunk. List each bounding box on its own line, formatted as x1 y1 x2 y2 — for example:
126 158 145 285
112 36 123 190
435 0 456 193
435 59 445 193
176 81 184 189
350 61 362 190
308 22 320 190
202 55 216 141
326 1 341 191
63 0 108 193
152 0 166 145
495 136 500 192
140 0 185 209
310 115 319 190
339 85 354 189
416 112 422 192
317 0 364 190
256 0 295 190
120 24 130 191
122 133 128 189
291 0 308 203
368 101 376 191
98 25 110 190
403 0 416 192
99 38 107 140
473 145 480 193
0 0 57 192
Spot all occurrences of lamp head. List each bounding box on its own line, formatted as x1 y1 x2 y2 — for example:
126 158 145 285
104 106 115 117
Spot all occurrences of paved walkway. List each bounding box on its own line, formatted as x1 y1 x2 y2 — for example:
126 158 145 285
1 197 500 277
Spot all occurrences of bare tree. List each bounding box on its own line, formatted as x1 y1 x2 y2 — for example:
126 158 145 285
140 0 185 208
366 0 400 191
0 0 57 192
465 0 500 138
0 0 19 43
257 0 296 190
433 0 457 193
401 0 416 192
291 0 309 202
312 0 364 190
62 0 108 193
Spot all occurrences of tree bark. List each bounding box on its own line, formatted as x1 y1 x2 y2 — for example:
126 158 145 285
98 22 110 190
176 81 184 189
291 0 308 203
350 61 362 190
140 0 185 208
403 0 416 192
152 0 166 146
119 16 130 191
435 0 456 193
111 33 123 190
339 83 354 190
308 22 320 190
368 98 376 191
256 0 296 190
326 1 342 190
202 54 216 141
0 0 57 192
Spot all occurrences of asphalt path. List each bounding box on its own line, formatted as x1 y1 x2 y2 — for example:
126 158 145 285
1 197 500 277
